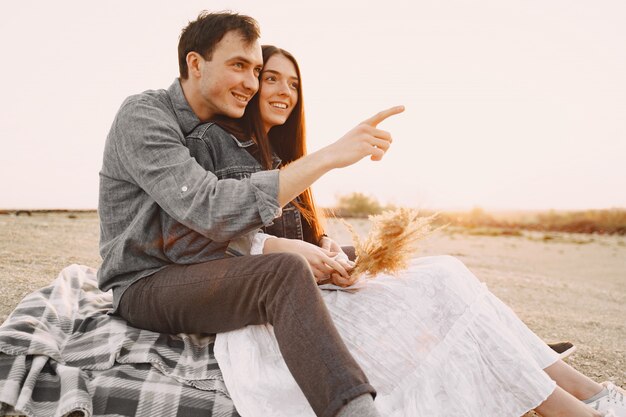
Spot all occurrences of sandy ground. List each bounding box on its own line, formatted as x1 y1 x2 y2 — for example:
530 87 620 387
1 212 624 415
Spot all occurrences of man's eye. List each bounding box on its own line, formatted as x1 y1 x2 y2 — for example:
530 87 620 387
233 63 243 69
254 68 262 76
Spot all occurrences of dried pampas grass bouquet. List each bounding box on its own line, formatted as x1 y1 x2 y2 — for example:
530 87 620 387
341 208 439 284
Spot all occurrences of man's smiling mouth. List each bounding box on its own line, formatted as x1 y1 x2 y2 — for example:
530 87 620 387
232 92 249 102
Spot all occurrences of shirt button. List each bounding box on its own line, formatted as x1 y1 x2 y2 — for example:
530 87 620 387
181 186 188 192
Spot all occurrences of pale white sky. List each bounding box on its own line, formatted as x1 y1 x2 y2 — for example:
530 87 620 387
1 0 625 210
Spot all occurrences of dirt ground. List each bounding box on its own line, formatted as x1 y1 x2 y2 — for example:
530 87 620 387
1 212 624 415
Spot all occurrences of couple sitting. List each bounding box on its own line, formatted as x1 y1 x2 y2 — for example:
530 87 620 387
98 11 625 417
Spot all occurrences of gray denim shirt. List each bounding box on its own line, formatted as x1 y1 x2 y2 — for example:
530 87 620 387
98 79 282 311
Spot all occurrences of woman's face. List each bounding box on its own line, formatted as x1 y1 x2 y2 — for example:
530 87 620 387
259 54 299 132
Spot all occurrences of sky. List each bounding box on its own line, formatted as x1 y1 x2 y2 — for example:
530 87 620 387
1 0 625 211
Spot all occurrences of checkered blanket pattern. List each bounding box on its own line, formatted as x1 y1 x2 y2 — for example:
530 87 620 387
0 264 240 417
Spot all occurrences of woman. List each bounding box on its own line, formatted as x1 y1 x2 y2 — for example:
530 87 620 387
186 47 625 417
186 45 353 283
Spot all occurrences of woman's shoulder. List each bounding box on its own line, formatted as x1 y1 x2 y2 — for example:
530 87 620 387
186 122 230 140
186 122 257 151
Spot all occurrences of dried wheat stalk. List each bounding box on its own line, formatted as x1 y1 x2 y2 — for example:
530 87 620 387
341 208 439 282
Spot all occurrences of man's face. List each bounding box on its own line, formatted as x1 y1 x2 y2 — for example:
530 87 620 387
197 31 263 119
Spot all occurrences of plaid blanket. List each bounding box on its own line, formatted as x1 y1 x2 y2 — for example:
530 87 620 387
0 264 240 417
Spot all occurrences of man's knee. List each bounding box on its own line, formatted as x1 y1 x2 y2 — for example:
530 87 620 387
264 252 310 274
260 252 316 288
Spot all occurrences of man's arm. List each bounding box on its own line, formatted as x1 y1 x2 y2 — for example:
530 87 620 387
110 100 402 241
110 98 281 241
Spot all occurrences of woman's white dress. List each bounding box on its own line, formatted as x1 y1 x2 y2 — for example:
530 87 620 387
214 255 559 417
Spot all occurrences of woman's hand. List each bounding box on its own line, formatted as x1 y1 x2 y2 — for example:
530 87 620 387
318 235 343 254
317 236 361 287
327 259 360 287
263 237 352 283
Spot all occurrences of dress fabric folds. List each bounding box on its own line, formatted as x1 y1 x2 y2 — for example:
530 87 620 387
215 255 559 417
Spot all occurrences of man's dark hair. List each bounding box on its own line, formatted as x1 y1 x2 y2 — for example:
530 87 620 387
178 11 260 79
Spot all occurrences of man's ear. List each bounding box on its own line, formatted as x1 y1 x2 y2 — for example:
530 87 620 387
186 52 204 79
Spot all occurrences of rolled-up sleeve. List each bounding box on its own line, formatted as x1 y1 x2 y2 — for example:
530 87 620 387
249 170 282 226
112 98 281 241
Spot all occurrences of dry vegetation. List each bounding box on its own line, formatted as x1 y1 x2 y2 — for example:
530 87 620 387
343 208 438 280
328 193 626 235
0 210 624 417
436 207 626 235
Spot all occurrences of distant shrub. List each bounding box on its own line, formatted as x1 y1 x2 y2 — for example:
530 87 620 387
436 207 498 229
333 193 384 218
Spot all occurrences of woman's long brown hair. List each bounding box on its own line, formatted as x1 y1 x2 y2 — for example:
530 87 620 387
213 45 325 243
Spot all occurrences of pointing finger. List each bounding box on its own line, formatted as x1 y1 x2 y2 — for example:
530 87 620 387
363 105 405 127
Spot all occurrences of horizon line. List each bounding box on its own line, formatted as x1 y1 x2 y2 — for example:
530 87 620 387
2 207 626 214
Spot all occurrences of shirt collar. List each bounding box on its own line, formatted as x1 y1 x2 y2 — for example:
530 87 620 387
167 78 201 136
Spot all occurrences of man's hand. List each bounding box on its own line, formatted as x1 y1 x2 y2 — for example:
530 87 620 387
263 238 352 283
277 105 404 207
321 105 405 168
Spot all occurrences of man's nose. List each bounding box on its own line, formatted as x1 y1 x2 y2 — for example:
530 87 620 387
243 71 259 92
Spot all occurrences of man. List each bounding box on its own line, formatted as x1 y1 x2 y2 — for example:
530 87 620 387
98 11 401 417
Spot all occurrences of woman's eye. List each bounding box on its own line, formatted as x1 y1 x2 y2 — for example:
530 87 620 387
265 76 276 82
290 82 299 90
